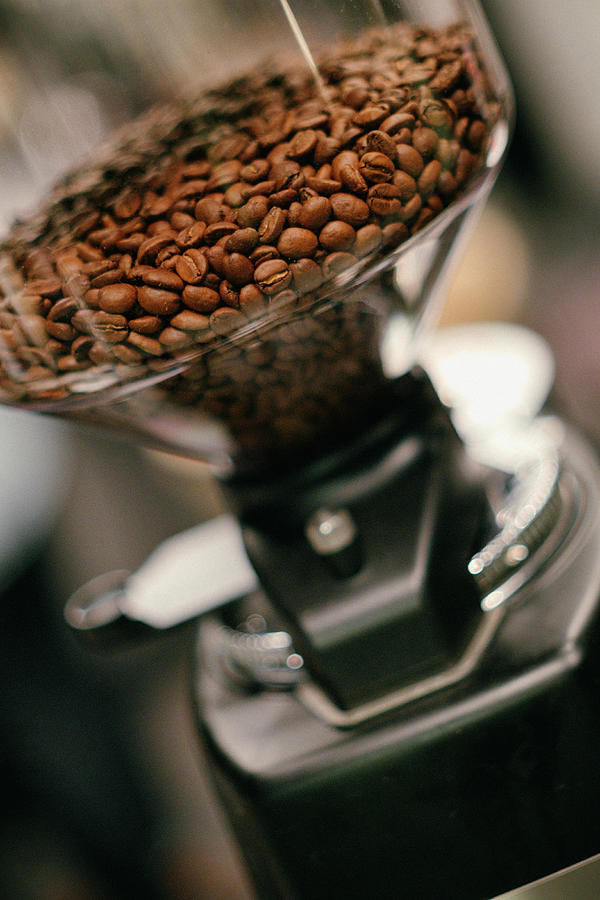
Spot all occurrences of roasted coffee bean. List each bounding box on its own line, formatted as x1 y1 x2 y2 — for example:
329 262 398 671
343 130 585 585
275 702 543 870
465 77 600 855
137 233 176 265
137 286 181 316
176 220 206 249
395 143 425 179
159 326 189 349
236 195 269 228
321 251 357 279
89 268 121 289
254 259 292 295
206 245 227 277
338 164 368 196
195 197 231 224
319 220 356 252
354 223 383 258
467 119 487 152
420 100 455 135
239 284 268 318
112 343 144 365
220 280 240 308
258 207 287 244
352 104 389 128
392 170 418 200
170 310 211 333
287 202 303 226
170 211 195 231
47 297 79 322
367 183 403 217
277 228 318 260
129 315 162 334
72 334 94 360
204 221 238 245
181 285 220 313
365 130 397 159
174 250 207 285
250 244 280 265
226 227 259 255
330 193 370 227
98 283 138 314
223 253 254 287
412 127 439 159
437 169 458 199
288 129 318 160
297 196 331 231
127 332 164 356
290 258 323 293
331 150 359 181
209 307 246 335
268 189 299 209
138 267 184 292
239 159 270 184
380 111 415 134
382 221 410 247
113 191 141 220
305 176 343 196
399 193 422 223
429 59 463 94
89 311 128 343
358 151 395 183
417 160 442 197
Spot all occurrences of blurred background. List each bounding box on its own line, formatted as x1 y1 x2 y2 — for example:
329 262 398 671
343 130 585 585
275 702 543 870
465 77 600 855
0 1 598 896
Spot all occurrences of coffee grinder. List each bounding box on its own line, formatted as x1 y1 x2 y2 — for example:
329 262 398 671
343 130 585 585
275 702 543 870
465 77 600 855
2 1 600 896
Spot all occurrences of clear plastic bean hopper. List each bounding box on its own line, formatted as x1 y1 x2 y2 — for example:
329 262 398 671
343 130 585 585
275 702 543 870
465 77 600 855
2 2 600 897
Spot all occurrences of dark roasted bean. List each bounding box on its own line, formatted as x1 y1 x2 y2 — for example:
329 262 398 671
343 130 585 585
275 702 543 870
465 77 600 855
137 286 181 316
365 130 397 159
297 195 331 231
223 253 254 287
254 259 292 294
175 220 206 249
396 143 425 178
239 159 270 184
417 160 442 197
239 284 268 318
47 297 79 322
359 151 395 183
367 183 403 217
354 223 383 257
225 227 259 255
175 249 209 285
305 176 343 196
258 207 287 244
321 251 357 279
412 127 439 158
277 228 318 260
170 310 211 333
182 285 220 313
392 170 418 199
289 258 323 293
98 283 138 314
236 195 269 228
339 164 368 195
129 315 162 334
209 307 246 335
330 193 370 227
127 332 164 356
319 220 356 252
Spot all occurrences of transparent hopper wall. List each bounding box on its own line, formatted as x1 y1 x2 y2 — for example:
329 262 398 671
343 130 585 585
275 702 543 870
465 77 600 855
0 0 512 477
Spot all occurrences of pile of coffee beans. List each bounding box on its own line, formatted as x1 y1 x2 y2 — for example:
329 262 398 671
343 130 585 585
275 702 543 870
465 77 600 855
0 21 500 472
